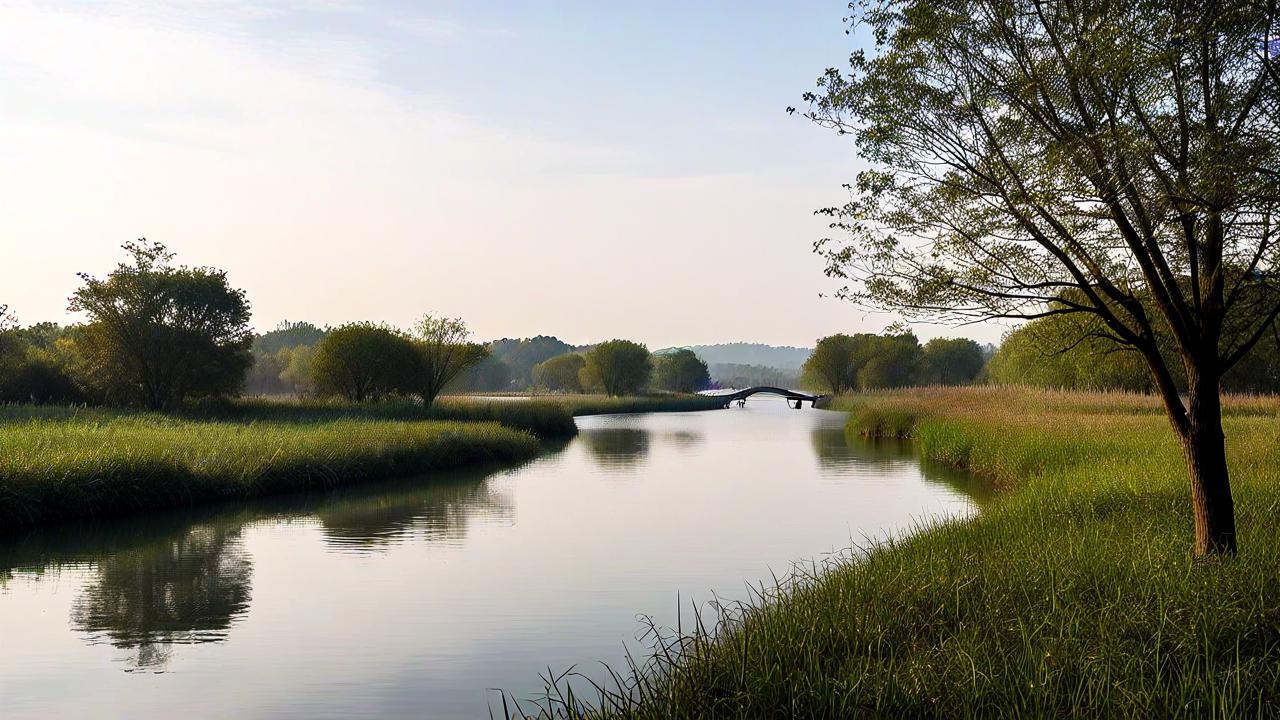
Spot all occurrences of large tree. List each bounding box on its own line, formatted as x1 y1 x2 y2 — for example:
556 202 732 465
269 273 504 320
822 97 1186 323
801 0 1280 555
69 240 253 410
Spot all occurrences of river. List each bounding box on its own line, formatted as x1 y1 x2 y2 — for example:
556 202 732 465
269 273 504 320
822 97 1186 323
0 396 985 719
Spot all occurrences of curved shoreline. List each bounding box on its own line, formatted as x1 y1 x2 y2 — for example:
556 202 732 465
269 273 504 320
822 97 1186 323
571 387 1280 718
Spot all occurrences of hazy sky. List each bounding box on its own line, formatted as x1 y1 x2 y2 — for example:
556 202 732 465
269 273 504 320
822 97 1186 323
0 1 1004 347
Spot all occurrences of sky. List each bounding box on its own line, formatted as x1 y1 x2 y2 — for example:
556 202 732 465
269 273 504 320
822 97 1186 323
0 0 1005 348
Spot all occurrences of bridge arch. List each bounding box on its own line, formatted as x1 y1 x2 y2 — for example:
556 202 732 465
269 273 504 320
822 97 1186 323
710 386 827 408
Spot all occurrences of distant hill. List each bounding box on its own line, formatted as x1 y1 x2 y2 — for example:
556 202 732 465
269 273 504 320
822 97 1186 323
708 363 799 390
665 343 813 371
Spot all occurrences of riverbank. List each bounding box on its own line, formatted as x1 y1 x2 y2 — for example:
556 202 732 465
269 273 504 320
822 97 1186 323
0 394 726 535
189 394 727 438
0 405 541 534
582 387 1280 718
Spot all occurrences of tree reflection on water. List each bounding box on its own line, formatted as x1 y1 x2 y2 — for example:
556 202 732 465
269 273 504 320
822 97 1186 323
70 522 252 670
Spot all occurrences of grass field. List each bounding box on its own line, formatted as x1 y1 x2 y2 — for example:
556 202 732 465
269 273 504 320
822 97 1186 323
0 405 541 534
548 386 1280 719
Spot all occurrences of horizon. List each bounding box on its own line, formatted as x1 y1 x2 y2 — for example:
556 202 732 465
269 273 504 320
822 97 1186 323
0 1 1006 348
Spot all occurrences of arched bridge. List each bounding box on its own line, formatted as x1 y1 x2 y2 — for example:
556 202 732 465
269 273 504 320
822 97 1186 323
711 386 828 409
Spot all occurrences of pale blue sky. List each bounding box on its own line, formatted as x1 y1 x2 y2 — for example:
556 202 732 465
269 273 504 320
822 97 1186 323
0 1 1003 347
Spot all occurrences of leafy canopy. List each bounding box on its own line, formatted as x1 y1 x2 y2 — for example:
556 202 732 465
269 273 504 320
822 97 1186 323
68 240 252 409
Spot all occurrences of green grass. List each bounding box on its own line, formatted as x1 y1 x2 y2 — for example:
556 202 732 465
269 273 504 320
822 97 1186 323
0 404 540 534
186 396 580 438
188 393 725 437
531 386 1280 719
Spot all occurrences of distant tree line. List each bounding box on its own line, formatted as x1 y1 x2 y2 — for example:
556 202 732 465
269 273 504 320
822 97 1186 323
0 241 488 409
799 331 985 394
0 241 716 408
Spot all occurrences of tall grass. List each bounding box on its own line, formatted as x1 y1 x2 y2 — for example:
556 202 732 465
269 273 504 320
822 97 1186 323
517 386 1280 718
186 393 725 438
186 396 580 438
0 405 540 534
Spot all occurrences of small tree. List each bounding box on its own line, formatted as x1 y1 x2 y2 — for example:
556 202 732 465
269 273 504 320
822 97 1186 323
410 315 488 407
68 240 253 410
532 353 586 393
311 323 418 402
582 340 652 396
652 349 711 393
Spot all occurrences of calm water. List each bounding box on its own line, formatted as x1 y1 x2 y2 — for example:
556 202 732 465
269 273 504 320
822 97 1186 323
0 398 984 719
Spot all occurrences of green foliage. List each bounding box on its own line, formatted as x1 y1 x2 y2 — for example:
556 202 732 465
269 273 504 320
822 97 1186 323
651 349 710 393
987 317 1153 392
455 336 576 391
802 331 926 393
855 332 922 390
310 323 419 402
67 240 253 410
532 352 586 393
409 315 488 407
800 334 860 394
919 337 985 385
0 321 81 404
581 340 652 396
0 405 539 533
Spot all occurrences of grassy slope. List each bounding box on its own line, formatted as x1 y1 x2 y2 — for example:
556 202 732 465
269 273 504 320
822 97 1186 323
587 387 1280 719
0 405 540 534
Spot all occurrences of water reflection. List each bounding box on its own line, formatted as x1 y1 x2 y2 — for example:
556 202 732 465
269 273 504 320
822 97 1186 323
660 430 704 450
0 405 991 718
0 466 523 672
316 475 514 552
810 426 995 505
71 523 252 670
580 427 651 471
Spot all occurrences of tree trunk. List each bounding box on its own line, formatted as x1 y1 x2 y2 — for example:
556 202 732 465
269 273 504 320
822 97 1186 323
1182 374 1237 557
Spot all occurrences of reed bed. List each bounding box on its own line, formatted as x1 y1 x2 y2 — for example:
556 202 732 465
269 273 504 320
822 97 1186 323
517 386 1280 719
0 405 539 533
